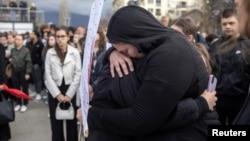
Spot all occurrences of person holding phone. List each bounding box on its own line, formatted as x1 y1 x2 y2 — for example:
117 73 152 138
207 75 217 92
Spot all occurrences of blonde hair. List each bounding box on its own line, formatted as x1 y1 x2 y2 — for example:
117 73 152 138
195 43 212 74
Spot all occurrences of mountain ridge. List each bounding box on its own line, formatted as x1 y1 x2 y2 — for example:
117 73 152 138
44 11 89 27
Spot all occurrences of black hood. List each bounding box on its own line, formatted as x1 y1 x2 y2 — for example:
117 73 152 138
107 5 177 53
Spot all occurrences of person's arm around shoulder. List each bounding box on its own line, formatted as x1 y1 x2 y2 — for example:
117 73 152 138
157 89 217 131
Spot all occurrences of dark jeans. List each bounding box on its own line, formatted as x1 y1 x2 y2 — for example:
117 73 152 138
11 69 29 105
32 64 43 94
20 10 27 22
0 92 11 140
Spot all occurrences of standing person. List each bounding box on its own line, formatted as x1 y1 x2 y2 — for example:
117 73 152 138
7 34 15 49
49 24 58 35
75 26 86 38
209 8 240 53
160 15 169 27
8 0 17 21
209 8 250 125
0 43 11 141
85 5 218 141
44 26 81 141
42 34 56 66
0 33 13 89
19 0 28 22
89 26 106 99
170 17 212 74
29 3 36 24
11 34 32 112
71 33 82 53
41 34 56 104
26 30 44 101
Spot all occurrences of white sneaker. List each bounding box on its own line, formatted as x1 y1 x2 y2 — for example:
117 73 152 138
35 94 42 101
14 105 21 112
29 92 36 97
42 95 48 99
20 105 27 112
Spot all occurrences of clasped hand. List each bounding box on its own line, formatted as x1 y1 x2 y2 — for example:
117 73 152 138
56 94 71 103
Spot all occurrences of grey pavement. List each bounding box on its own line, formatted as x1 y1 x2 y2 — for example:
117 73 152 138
9 98 51 141
8 85 84 141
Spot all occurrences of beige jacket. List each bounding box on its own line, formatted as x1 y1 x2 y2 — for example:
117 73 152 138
44 45 81 98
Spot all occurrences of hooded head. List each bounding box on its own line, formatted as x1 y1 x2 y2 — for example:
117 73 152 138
107 6 175 54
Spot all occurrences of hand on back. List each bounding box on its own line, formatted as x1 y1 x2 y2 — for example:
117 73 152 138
109 50 134 77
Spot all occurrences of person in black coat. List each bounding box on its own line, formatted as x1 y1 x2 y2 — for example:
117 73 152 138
83 56 218 141
83 6 219 141
0 44 11 141
209 8 250 125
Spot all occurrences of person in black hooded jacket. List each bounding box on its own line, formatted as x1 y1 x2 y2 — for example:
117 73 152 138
86 6 219 141
82 56 218 141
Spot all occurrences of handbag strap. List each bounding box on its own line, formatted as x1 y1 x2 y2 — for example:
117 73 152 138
57 102 73 109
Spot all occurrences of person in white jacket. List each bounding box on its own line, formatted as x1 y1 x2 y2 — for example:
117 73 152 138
44 26 82 141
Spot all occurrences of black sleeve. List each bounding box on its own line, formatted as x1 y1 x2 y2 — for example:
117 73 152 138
91 62 209 132
0 44 5 84
88 47 197 136
157 96 209 131
241 40 250 76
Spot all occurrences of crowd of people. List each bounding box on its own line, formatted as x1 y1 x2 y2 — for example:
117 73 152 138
1 0 250 140
0 0 36 22
0 22 107 140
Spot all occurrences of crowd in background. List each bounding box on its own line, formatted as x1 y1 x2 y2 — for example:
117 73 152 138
0 0 37 22
0 23 107 141
1 0 250 140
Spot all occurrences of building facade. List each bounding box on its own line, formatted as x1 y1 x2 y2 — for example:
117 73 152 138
59 0 71 26
112 0 204 20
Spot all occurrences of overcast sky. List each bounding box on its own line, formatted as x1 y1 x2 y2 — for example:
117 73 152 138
32 0 113 17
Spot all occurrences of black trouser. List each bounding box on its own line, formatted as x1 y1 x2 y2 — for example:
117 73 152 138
0 92 11 140
11 69 29 106
0 124 11 140
216 97 245 125
48 79 78 141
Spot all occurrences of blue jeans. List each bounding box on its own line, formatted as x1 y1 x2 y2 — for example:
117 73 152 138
10 10 16 21
32 64 43 94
